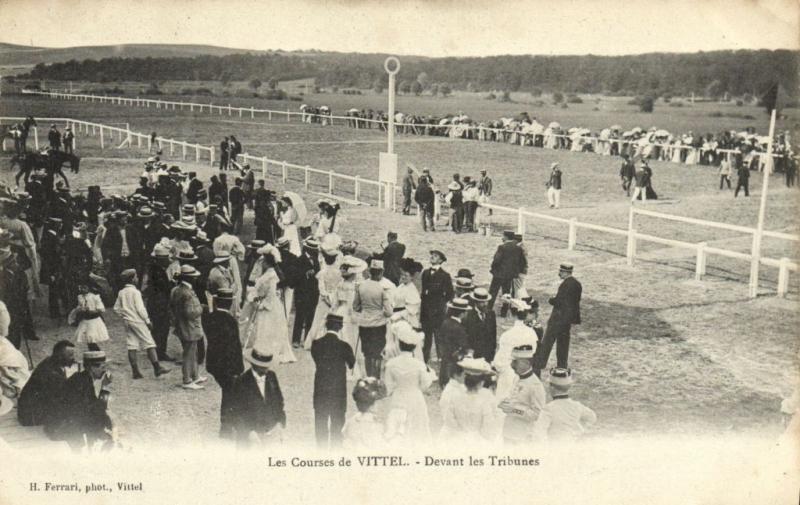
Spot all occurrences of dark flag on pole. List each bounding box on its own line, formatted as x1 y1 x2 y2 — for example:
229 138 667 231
761 83 787 114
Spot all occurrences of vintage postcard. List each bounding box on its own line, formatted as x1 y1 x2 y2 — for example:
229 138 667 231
0 0 797 503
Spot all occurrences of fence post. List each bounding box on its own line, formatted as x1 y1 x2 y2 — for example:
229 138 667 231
282 162 288 183
99 126 105 149
269 111 272 121
304 167 310 190
195 145 200 163
287 108 290 122
328 171 334 194
33 127 39 150
695 242 707 281
568 218 577 250
169 139 174 156
251 107 254 119
239 107 242 118
777 258 790 297
378 183 382 209
354 176 360 202
190 103 194 112
262 157 268 179
137 134 142 149
626 206 636 265
227 104 231 116
210 147 215 167
516 207 526 236
182 142 187 160
147 136 152 152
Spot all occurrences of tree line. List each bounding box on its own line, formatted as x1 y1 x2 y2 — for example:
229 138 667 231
22 49 798 98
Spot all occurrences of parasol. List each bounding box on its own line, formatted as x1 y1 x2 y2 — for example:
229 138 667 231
632 127 643 134
655 129 670 137
548 121 560 129
283 191 308 223
341 255 367 274
610 124 622 131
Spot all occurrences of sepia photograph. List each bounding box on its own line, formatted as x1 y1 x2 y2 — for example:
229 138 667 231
0 0 797 503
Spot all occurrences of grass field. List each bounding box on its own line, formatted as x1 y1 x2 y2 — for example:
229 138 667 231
0 94 798 448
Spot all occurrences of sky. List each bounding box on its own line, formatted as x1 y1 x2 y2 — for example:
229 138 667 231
0 0 797 57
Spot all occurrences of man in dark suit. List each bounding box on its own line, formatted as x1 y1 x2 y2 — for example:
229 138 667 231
229 348 286 447
292 238 320 347
533 263 582 376
203 288 244 439
414 177 435 231
734 160 750 197
18 340 76 427
144 244 174 361
377 231 405 285
254 181 279 243
229 177 246 234
436 298 470 386
489 230 527 316
420 250 454 364
46 351 113 451
186 172 203 204
311 313 355 448
462 288 497 362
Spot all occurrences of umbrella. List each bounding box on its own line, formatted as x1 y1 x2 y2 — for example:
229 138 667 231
568 127 578 134
348 108 359 113
548 121 560 129
283 191 308 223
610 125 622 131
622 131 634 138
319 105 330 111
632 127 643 134
599 128 611 140
655 129 670 137
300 104 308 111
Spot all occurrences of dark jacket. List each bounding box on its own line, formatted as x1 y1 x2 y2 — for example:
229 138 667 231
490 241 527 281
187 178 203 204
229 370 286 444
229 186 245 212
295 251 320 302
737 165 750 181
420 267 454 327
311 333 355 410
203 309 244 389
380 241 406 285
18 356 69 427
414 184 435 207
46 370 112 444
144 262 172 322
547 169 562 190
462 309 498 362
548 276 582 326
437 317 469 362
278 250 303 290
620 161 635 179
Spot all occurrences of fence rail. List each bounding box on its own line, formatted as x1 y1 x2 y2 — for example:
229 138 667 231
24 90 786 167
482 202 797 297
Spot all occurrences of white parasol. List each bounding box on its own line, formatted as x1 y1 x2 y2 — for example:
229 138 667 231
548 121 560 129
655 129 670 137
632 127 643 134
610 124 622 131
283 191 308 223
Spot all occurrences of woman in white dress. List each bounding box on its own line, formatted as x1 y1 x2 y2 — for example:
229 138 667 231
383 327 435 445
384 258 423 362
440 357 500 445
304 246 343 350
279 197 302 256
74 284 110 351
334 256 367 378
212 226 246 315
313 201 342 240
250 248 296 364
493 299 539 403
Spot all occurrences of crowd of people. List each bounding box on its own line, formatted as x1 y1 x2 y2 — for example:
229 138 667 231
0 123 596 450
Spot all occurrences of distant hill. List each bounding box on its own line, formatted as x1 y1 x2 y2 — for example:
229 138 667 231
0 43 262 70
9 44 799 99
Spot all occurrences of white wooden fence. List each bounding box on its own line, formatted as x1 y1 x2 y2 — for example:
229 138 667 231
0 116 215 164
482 202 797 297
24 90 785 167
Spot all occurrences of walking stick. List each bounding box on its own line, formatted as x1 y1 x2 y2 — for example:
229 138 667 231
22 333 34 369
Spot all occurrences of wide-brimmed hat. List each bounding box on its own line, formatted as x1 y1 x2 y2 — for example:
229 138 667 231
447 297 470 311
151 244 171 258
320 233 343 255
369 259 384 270
181 204 195 215
137 206 154 218
245 347 274 367
457 357 494 376
83 350 107 364
509 298 532 312
176 250 197 262
468 287 491 302
248 239 267 250
193 231 210 244
151 201 166 212
276 236 291 249
302 238 320 251
549 367 574 387
429 249 447 262
340 255 367 274
395 321 423 347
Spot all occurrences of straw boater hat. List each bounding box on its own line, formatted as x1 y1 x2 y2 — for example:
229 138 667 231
559 262 574 274
181 204 196 216
248 239 266 250
455 277 475 291
468 287 491 303
457 357 494 376
194 231 210 244
396 322 423 347
511 344 535 360
369 259 384 270
151 243 171 258
245 346 274 367
302 237 320 251
447 297 471 311
213 253 231 264
83 350 107 365
176 250 198 263
214 287 234 301
276 236 291 249
137 206 154 218
178 264 201 278
549 367 574 388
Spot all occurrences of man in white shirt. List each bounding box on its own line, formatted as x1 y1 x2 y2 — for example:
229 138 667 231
114 269 171 379
499 345 546 445
353 259 394 378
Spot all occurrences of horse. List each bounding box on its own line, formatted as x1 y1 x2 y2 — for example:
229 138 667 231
19 151 76 188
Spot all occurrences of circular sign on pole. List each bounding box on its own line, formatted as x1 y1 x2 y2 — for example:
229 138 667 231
384 56 401 76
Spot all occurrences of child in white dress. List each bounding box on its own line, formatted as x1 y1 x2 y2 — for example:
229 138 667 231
74 284 110 351
342 377 387 449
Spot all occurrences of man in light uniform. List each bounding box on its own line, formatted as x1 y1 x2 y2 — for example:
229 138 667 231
499 344 546 445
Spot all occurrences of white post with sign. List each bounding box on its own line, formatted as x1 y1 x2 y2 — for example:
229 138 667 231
378 57 400 210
